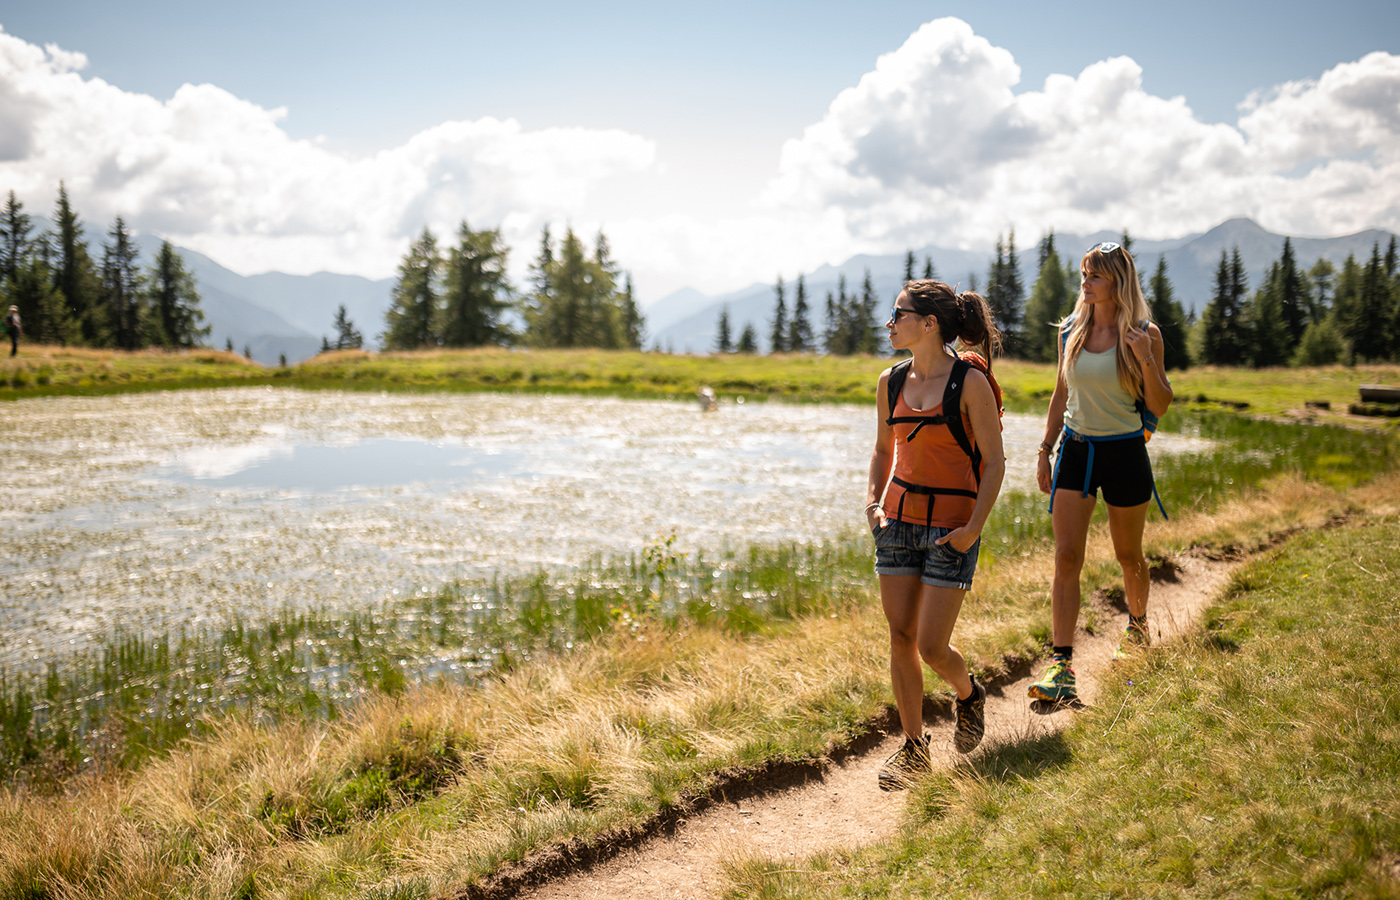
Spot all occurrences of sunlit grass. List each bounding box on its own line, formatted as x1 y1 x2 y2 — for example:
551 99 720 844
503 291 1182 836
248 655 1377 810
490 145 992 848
725 511 1400 899
1 349 1398 898
8 345 1397 423
1 408 1394 786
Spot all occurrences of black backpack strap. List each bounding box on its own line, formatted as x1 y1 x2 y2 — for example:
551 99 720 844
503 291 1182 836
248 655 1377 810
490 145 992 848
885 357 913 421
941 357 982 483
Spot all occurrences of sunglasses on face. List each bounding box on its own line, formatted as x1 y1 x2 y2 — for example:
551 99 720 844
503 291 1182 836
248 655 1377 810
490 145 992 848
890 305 920 323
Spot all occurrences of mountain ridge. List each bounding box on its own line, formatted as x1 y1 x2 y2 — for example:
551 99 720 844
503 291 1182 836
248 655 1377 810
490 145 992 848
643 218 1396 354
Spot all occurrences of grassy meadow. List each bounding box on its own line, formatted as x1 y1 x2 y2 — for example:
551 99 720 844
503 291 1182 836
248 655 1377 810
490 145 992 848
726 501 1400 899
0 346 1398 898
4 343 1399 424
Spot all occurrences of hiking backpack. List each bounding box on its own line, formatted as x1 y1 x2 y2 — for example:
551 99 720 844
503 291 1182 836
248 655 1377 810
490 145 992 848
884 351 1004 483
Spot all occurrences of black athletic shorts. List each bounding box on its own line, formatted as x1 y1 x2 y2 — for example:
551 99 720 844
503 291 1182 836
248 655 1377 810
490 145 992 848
1053 434 1153 508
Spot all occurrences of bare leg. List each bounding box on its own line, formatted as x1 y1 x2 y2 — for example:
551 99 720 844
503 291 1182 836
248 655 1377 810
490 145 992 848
916 584 971 700
1106 502 1151 619
1050 490 1098 647
880 573 928 741
881 575 973 741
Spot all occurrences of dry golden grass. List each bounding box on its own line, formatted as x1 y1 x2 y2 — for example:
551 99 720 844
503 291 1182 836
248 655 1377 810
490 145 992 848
1 465 1380 898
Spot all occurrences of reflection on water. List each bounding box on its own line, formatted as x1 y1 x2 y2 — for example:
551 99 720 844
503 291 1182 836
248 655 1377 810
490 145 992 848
0 387 1211 670
156 438 523 491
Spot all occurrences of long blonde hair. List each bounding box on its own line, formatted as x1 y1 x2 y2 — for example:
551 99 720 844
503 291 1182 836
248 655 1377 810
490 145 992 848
1057 242 1152 399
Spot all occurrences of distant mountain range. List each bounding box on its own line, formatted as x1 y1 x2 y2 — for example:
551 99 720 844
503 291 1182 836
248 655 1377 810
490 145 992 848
643 218 1398 355
162 244 393 367
76 217 1392 365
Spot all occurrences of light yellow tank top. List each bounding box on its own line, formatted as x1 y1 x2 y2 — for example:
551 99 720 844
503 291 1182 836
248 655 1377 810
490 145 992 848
1064 346 1141 436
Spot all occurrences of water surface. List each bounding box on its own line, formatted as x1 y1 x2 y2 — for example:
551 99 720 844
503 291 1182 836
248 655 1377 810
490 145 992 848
1 387 1209 670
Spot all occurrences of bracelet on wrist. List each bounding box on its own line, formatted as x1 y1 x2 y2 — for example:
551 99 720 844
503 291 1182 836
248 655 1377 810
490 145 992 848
1038 440 1054 454
864 501 881 513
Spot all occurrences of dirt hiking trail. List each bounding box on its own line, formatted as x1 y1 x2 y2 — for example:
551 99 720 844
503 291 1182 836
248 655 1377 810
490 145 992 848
490 550 1240 900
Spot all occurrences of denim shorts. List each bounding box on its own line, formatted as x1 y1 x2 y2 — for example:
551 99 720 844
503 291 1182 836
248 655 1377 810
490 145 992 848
873 519 980 590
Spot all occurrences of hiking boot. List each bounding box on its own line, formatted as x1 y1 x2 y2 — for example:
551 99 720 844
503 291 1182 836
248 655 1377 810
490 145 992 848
1027 658 1077 703
1112 621 1151 661
877 733 931 791
953 677 986 754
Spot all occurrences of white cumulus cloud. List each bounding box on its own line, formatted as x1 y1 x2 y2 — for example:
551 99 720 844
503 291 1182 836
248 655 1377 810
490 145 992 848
0 25 656 279
763 18 1400 255
0 19 1396 302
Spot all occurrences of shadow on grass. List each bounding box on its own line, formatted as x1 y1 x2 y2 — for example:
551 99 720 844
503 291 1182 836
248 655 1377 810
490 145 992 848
969 729 1073 784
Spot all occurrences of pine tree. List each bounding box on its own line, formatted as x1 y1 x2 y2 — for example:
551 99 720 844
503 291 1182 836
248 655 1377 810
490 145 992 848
1333 253 1363 363
822 290 838 354
1022 232 1068 362
11 255 73 346
736 323 758 354
1353 242 1392 361
827 275 857 355
1002 228 1024 333
145 241 209 348
330 304 363 349
984 235 1007 329
439 221 513 347
1199 247 1249 366
715 306 733 353
923 256 936 280
382 227 442 350
619 273 643 350
1306 258 1336 325
1245 262 1289 367
1147 256 1190 370
1 190 32 292
984 230 1023 342
858 268 881 354
520 224 554 332
99 217 145 350
52 183 103 346
769 276 787 354
522 227 640 349
789 274 813 352
903 250 916 285
1275 237 1307 344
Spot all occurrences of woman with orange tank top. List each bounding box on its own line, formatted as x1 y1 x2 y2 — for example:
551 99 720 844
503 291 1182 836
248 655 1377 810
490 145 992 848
865 280 1005 790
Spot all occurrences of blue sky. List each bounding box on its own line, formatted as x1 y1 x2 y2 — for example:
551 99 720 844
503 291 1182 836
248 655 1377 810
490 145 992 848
1 1 1396 299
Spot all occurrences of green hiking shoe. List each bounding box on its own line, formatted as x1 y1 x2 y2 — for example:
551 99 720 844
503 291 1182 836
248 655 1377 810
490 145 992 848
878 733 932 791
1113 621 1151 661
1027 658 1077 703
953 677 986 754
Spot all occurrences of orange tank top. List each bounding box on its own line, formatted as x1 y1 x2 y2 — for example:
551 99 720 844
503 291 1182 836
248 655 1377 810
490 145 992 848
881 390 980 528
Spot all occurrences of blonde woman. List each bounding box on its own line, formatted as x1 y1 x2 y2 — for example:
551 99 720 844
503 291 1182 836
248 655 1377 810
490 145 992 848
867 280 1005 789
1028 242 1173 704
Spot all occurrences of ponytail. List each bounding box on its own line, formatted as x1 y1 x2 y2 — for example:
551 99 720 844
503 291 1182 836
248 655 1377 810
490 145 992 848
903 280 1002 368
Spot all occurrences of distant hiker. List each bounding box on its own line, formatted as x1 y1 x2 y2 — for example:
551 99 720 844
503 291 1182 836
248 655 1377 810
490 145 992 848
4 306 20 357
697 385 718 411
1028 242 1174 705
866 280 1005 790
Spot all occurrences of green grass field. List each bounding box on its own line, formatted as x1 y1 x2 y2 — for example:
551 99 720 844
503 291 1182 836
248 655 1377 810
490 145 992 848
1 345 1397 898
4 345 1398 425
727 510 1400 899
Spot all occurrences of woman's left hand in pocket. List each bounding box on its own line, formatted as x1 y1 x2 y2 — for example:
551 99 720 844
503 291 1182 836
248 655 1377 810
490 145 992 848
934 526 978 553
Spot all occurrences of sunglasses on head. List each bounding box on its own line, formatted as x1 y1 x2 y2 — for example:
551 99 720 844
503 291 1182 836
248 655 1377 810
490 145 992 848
1089 241 1123 255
